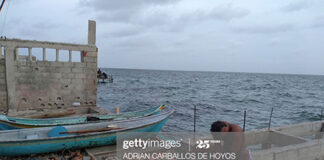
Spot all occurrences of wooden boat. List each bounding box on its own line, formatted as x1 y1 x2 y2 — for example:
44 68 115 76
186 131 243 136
0 105 164 130
0 109 174 156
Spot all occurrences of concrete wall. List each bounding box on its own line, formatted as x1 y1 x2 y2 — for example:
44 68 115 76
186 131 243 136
249 121 324 160
14 54 97 112
0 57 7 112
0 20 98 115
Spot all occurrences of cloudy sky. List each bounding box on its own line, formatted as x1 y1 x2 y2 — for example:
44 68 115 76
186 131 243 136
1 0 324 75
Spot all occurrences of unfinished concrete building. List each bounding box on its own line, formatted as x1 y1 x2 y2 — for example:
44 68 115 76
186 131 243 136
0 20 104 117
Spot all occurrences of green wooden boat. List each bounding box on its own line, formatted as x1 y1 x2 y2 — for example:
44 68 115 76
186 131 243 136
0 105 164 130
0 109 174 156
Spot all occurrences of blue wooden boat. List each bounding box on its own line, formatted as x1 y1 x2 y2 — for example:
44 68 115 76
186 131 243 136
0 105 164 130
0 109 174 156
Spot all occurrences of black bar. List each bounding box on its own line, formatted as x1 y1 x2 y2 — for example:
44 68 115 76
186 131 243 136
268 107 274 130
243 110 246 132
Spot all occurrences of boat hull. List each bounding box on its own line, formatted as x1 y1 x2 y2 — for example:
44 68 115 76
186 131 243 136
0 105 164 130
0 111 171 156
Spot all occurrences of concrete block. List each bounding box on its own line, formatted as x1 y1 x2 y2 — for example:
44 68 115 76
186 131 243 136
39 73 50 77
16 78 32 84
86 62 97 68
0 84 6 91
16 72 31 78
0 78 6 84
75 73 87 79
0 91 7 96
50 62 64 67
83 68 96 73
34 66 42 72
0 73 5 78
38 67 52 73
56 67 71 73
36 61 51 66
60 78 72 84
86 51 97 57
84 73 96 79
0 66 4 72
17 61 27 66
71 78 83 84
17 66 32 72
28 61 37 67
50 73 62 79
73 62 86 68
83 57 97 63
62 73 75 79
63 62 74 67
72 68 83 73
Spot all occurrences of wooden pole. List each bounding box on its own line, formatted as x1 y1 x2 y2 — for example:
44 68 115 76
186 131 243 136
321 109 323 120
268 107 274 130
115 106 120 114
243 110 246 132
194 105 196 133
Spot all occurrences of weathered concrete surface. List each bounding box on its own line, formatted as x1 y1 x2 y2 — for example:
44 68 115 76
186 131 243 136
0 58 7 112
0 20 98 115
250 121 324 160
88 20 96 45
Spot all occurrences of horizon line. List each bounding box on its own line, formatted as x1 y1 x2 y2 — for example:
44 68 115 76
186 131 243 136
97 67 324 77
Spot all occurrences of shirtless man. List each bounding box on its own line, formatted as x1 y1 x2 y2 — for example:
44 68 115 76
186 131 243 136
210 121 252 160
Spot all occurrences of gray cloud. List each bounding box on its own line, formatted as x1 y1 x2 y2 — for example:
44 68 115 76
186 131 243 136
280 1 309 12
79 0 177 11
232 24 294 34
311 16 324 28
32 22 61 30
101 24 145 38
208 5 250 21
268 38 282 46
178 5 249 22
79 0 180 23
80 0 249 34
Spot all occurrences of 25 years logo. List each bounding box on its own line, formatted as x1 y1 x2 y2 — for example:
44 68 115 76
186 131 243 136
196 140 210 149
196 140 221 149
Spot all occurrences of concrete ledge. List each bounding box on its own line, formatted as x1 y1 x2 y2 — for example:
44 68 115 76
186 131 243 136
0 39 97 52
252 140 324 160
274 121 323 137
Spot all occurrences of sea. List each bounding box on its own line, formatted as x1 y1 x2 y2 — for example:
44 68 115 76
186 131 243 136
97 68 324 132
